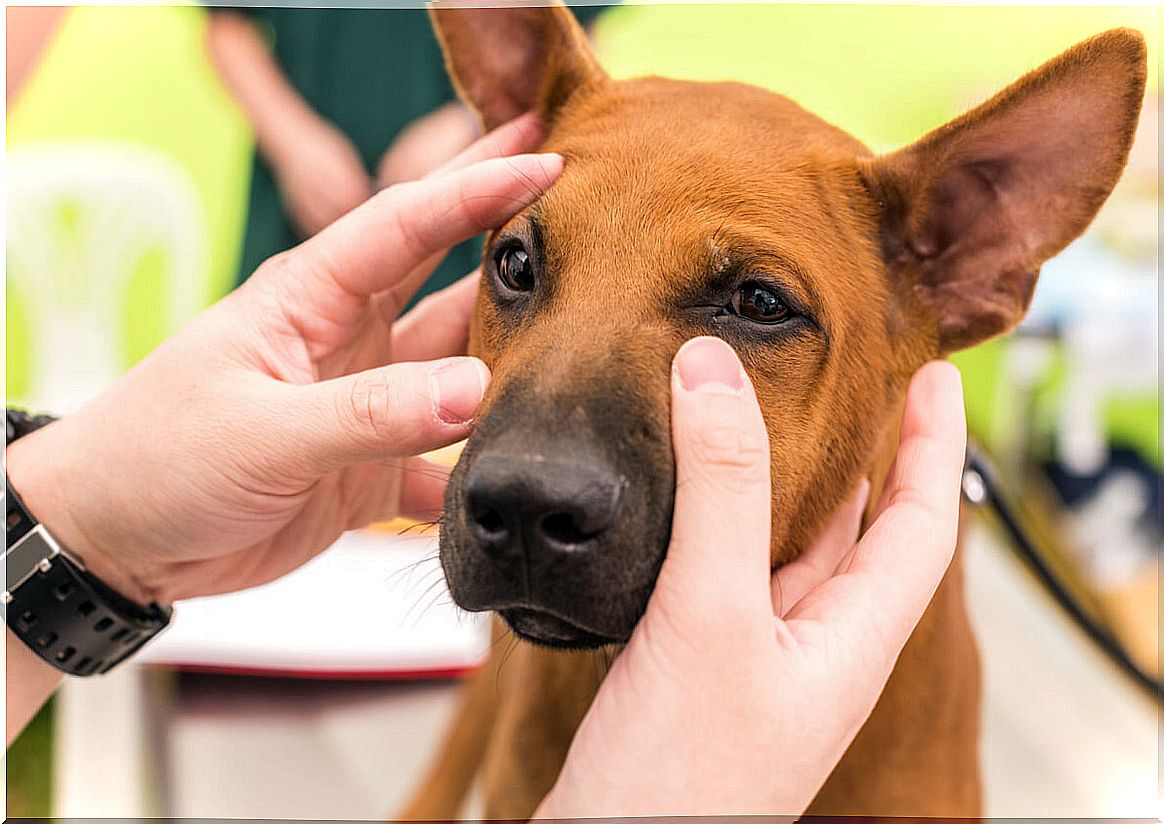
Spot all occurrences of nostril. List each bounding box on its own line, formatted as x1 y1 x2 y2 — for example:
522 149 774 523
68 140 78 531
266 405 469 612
541 512 601 547
471 508 507 539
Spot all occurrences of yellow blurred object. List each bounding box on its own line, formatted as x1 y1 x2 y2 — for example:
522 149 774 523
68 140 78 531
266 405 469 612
425 440 466 468
1098 561 1161 681
366 518 440 537
366 441 466 534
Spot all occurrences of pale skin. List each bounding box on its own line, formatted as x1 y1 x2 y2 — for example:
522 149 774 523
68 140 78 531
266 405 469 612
205 11 479 238
4 114 967 817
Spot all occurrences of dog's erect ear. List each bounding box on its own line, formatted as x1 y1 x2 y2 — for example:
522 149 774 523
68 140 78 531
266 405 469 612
868 29 1146 354
429 0 606 132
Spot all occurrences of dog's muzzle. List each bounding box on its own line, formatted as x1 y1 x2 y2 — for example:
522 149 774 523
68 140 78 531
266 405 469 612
438 384 674 649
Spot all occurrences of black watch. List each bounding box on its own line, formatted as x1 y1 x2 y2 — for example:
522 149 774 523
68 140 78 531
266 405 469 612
5 409 171 676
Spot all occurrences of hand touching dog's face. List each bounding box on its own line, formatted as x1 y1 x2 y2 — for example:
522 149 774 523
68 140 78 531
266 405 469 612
431 3 1146 648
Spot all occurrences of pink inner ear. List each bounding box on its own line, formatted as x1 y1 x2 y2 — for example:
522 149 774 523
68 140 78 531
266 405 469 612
431 4 602 133
926 75 1133 268
891 30 1146 353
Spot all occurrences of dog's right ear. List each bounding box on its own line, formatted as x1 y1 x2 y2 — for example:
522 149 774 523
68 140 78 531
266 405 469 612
430 0 607 132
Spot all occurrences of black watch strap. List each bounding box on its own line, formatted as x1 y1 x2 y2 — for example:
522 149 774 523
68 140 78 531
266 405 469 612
6 408 58 445
5 409 172 676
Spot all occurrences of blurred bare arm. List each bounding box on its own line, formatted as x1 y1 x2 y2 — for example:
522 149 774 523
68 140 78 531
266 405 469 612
205 10 372 236
6 7 66 110
7 631 62 746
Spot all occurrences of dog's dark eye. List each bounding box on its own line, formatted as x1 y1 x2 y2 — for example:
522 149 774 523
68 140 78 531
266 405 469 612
731 282 792 324
496 243 534 292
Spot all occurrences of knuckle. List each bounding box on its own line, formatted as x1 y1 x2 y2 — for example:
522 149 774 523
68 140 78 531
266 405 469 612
253 249 298 284
338 371 398 448
386 197 424 253
376 182 428 256
455 178 492 234
684 416 770 480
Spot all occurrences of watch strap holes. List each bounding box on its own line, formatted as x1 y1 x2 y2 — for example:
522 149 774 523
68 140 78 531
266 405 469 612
76 656 93 673
18 609 36 627
35 631 58 648
54 645 76 663
110 627 128 642
54 582 74 601
77 600 96 617
93 617 113 632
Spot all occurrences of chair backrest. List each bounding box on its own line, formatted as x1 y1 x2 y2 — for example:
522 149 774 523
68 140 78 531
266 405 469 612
7 141 206 412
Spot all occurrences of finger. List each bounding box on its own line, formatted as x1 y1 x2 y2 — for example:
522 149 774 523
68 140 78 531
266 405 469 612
391 271 481 362
289 152 563 300
653 337 773 624
786 361 966 649
426 112 542 178
770 478 869 617
291 356 490 475
845 360 966 577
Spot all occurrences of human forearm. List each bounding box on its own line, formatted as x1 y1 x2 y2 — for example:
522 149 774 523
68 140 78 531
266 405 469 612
204 10 331 166
206 10 374 235
7 629 63 747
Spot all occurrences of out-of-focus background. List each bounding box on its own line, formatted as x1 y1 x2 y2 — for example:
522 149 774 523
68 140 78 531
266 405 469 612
5 3 1159 819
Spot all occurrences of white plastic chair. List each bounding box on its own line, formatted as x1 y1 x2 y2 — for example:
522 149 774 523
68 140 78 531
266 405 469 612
6 141 206 412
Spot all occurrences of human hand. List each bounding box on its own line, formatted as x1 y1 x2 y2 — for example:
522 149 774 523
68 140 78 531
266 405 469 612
377 102 482 189
271 116 375 237
5 114 561 606
538 338 967 817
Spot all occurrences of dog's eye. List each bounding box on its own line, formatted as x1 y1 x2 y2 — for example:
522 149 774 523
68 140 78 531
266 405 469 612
731 282 792 324
496 243 534 293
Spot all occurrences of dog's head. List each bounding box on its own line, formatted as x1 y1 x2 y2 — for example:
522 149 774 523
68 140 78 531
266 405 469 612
431 3 1146 648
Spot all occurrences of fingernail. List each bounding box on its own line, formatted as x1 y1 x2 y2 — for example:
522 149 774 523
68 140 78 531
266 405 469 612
674 337 746 394
430 358 489 425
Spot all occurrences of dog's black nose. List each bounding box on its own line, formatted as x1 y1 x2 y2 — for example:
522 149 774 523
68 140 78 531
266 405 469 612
462 451 623 558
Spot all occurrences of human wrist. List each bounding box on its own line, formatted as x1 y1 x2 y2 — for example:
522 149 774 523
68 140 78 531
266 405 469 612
6 628 64 745
261 107 342 170
5 428 158 608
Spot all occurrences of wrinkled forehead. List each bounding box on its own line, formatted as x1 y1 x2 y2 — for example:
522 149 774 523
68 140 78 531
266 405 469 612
517 77 875 308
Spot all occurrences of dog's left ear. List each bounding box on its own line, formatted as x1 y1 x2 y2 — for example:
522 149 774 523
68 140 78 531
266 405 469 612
868 29 1147 354
430 0 607 132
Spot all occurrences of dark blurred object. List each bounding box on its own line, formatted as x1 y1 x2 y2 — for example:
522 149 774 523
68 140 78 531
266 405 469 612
1043 446 1162 541
964 443 1161 699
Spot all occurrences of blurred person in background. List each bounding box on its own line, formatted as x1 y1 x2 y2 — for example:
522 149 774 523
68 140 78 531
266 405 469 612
5 6 66 110
205 5 610 297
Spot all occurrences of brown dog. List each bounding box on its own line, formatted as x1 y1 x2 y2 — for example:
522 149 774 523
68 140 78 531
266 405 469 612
399 4 1146 817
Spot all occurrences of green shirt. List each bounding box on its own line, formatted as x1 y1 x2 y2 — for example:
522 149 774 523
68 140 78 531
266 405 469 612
230 6 609 303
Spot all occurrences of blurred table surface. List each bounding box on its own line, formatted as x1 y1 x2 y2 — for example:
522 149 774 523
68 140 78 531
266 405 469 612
51 522 1158 819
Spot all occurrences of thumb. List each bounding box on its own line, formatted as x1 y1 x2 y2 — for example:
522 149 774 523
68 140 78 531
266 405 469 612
292 356 489 474
653 337 773 624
